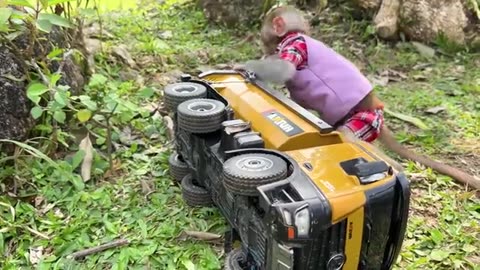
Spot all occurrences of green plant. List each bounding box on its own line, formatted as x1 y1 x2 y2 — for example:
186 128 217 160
1 0 479 269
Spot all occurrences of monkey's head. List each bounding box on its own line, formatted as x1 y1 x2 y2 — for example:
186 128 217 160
260 5 310 55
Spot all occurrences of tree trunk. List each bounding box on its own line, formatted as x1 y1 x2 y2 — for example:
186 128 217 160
198 0 478 47
374 0 401 40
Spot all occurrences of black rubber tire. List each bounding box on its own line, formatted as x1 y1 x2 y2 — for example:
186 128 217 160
224 248 247 270
168 152 189 182
163 82 207 112
177 98 225 134
181 174 213 207
223 153 288 196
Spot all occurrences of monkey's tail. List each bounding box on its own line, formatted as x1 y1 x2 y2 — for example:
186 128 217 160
378 126 480 190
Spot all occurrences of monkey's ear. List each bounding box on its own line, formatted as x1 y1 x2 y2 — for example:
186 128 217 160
272 16 286 36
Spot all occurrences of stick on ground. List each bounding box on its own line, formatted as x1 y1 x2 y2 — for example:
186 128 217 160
68 238 129 260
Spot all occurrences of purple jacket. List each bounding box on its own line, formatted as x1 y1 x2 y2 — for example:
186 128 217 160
284 34 373 125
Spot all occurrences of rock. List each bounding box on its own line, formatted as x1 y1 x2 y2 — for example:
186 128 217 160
151 69 183 86
112 44 137 68
119 68 140 81
0 46 33 141
84 38 102 55
83 23 115 39
55 55 86 96
399 0 469 45
137 55 161 68
0 10 88 146
84 38 102 74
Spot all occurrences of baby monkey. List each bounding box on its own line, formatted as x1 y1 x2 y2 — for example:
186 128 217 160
235 5 479 189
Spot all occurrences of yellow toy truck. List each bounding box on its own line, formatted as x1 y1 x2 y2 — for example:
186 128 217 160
165 70 411 270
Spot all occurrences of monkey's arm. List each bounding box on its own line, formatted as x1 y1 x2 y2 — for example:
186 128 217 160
243 57 297 85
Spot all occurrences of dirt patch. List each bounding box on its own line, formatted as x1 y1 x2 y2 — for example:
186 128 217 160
441 150 480 178
408 187 440 227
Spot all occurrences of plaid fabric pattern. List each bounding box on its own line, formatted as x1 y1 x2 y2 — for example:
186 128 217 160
342 109 384 142
276 32 308 69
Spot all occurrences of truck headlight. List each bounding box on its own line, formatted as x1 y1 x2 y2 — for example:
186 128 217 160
294 206 310 237
283 209 293 226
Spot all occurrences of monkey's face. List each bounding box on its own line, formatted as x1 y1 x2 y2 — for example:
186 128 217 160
259 6 309 55
260 22 281 55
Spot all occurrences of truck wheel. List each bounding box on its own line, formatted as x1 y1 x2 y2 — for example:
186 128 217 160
224 248 247 270
163 82 207 112
223 153 288 196
168 152 189 183
181 174 213 207
177 98 225 134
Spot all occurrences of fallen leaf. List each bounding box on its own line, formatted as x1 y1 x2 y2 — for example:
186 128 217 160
378 69 407 82
384 108 429 130
29 246 44 265
34 196 45 208
54 208 65 218
425 106 446 114
387 69 407 80
411 41 435 58
103 159 123 178
140 179 154 195
112 44 136 68
430 250 450 261
0 201 16 222
40 203 56 215
79 134 94 182
182 259 196 270
408 172 429 182
369 75 389 87
412 74 427 81
184 230 222 241
119 127 146 146
163 116 174 140
412 63 433 70
159 30 173 39
144 146 167 155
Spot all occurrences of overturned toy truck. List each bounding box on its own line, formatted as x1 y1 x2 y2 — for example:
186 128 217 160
165 70 410 270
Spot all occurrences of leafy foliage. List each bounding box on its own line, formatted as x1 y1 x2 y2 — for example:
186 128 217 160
0 0 479 269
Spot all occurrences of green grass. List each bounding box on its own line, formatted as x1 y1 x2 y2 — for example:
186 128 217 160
1 0 479 269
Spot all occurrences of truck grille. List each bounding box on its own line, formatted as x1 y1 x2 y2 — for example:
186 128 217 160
313 220 347 269
249 218 268 264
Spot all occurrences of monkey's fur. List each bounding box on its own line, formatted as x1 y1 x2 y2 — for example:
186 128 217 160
238 6 480 190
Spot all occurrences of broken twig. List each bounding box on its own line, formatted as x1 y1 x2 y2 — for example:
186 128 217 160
68 238 129 260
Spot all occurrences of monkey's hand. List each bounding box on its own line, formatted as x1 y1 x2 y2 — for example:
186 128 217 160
244 58 296 85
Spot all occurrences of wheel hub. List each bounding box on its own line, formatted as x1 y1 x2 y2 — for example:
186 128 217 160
187 101 216 112
173 85 197 93
235 157 273 171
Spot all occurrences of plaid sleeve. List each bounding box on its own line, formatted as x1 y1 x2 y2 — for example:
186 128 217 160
278 35 307 68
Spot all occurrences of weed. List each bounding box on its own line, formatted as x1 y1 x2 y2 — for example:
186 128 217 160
0 0 479 269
